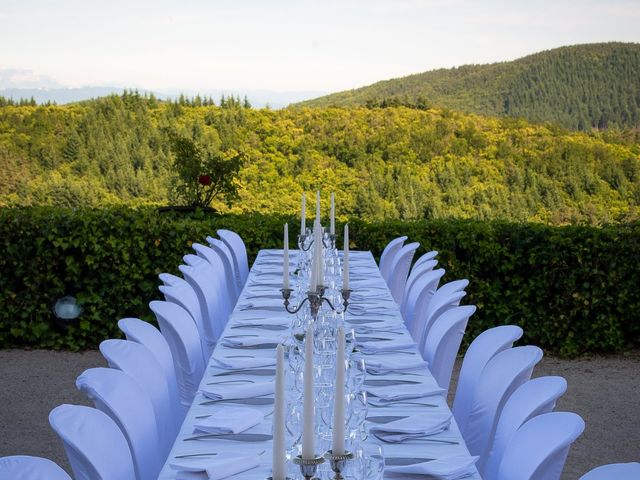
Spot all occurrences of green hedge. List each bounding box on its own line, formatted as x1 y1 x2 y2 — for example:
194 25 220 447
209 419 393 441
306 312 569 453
1 206 639 355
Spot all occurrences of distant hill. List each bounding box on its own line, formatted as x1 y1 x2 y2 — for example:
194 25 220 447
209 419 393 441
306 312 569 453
297 43 640 131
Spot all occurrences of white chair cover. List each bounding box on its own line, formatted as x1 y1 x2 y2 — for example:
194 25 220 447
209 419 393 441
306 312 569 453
186 248 234 318
417 288 467 351
402 259 438 313
49 404 135 480
206 235 241 301
379 236 407 286
99 339 176 455
483 376 568 479
158 272 187 287
150 300 206 410
217 229 249 291
76 368 163 480
497 412 585 480
453 325 524 435
117 317 186 420
412 250 438 271
0 456 71 480
180 258 228 351
388 242 420 304
422 305 476 391
465 345 543 460
159 280 209 363
580 463 640 480
405 268 446 338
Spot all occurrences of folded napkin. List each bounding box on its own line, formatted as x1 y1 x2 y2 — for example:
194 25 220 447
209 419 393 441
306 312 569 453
385 454 479 479
222 335 286 347
212 356 276 370
201 381 274 401
367 383 445 405
194 405 263 434
357 337 416 354
370 412 452 442
171 453 261 480
365 355 428 375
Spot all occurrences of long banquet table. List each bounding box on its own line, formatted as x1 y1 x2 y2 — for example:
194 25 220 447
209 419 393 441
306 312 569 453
158 249 480 479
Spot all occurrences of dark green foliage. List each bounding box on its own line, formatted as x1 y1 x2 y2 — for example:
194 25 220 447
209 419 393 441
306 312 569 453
298 43 640 131
1 207 638 356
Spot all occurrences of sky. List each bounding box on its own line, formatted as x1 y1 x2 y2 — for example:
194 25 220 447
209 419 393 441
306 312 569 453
1 0 640 94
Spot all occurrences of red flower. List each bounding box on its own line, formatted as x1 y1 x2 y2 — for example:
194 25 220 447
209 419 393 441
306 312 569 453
198 174 212 186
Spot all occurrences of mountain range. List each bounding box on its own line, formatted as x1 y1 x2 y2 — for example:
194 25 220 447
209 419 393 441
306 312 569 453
297 42 640 131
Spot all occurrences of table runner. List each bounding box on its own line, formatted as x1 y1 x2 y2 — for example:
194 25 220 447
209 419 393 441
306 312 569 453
158 249 480 479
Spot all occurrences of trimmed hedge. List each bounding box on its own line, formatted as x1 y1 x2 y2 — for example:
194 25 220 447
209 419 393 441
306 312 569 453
1 207 639 355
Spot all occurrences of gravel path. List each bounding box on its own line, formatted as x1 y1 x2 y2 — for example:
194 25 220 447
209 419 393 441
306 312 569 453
1 349 638 478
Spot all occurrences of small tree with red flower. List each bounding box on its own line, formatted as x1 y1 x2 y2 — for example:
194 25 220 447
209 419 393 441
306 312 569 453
170 135 244 209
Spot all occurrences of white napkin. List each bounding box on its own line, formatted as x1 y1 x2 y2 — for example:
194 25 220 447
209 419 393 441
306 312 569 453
194 405 264 434
367 383 445 405
357 337 417 354
370 412 452 442
222 335 286 347
212 356 276 370
171 453 260 480
201 381 274 401
385 454 479 479
365 355 428 375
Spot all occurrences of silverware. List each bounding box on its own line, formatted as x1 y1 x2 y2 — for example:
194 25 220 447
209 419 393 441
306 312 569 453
357 336 395 342
362 349 416 355
364 379 422 387
370 400 438 408
184 433 273 442
366 415 409 424
211 369 275 376
385 457 436 466
174 452 219 458
230 324 288 331
200 397 274 406
206 379 255 385
225 343 279 350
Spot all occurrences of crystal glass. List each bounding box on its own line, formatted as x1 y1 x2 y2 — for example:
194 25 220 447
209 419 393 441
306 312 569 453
355 443 384 480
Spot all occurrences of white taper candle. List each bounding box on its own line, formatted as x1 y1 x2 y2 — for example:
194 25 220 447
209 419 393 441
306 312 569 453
283 223 289 290
343 224 349 290
316 190 321 222
302 325 315 459
301 192 306 236
272 344 287 479
332 327 346 455
330 192 335 235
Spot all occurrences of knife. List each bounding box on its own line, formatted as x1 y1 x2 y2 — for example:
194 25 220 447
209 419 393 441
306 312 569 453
184 433 273 442
366 415 409 424
385 457 436 466
346 318 386 324
200 397 274 406
357 336 394 342
230 324 288 331
225 343 280 350
364 379 422 387
211 369 276 376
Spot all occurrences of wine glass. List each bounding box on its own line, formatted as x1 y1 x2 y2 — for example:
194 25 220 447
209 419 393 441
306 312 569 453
355 443 384 480
347 357 366 393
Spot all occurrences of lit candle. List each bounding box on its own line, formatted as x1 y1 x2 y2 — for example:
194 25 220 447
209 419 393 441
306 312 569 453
283 223 289 290
302 325 315 459
272 344 287 479
332 327 346 455
316 190 321 222
343 224 349 290
330 192 335 235
301 192 306 236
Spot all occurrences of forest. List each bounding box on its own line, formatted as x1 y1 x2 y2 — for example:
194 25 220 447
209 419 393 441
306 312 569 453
298 43 640 132
1 91 640 225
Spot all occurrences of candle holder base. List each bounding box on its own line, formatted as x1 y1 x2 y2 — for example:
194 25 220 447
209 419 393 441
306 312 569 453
265 477 295 480
324 450 354 480
293 455 325 479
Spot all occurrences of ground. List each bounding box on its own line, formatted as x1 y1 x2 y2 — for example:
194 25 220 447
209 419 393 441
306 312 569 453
0 349 638 478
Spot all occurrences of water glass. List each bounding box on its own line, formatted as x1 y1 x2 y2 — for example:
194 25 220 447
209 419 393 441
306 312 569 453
355 443 385 480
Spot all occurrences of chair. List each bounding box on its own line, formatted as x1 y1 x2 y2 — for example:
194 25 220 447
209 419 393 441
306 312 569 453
158 272 187 287
580 463 640 480
404 268 446 337
49 404 136 480
434 278 469 297
416 287 467 354
388 242 420 304
412 250 438 271
402 259 438 311
482 376 568 478
99 339 176 454
217 229 249 291
422 305 476 391
159 281 209 364
464 346 544 461
453 325 524 435
497 412 585 480
206 235 241 301
117 317 186 420
150 300 206 409
180 258 229 353
76 368 163 480
0 456 71 480
378 236 407 286
184 250 233 320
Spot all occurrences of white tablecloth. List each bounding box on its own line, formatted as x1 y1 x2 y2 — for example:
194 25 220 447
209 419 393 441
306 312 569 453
158 249 480 479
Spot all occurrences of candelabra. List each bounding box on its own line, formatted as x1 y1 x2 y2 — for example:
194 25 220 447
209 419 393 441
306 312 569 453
324 450 355 480
292 455 325 480
281 286 352 320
